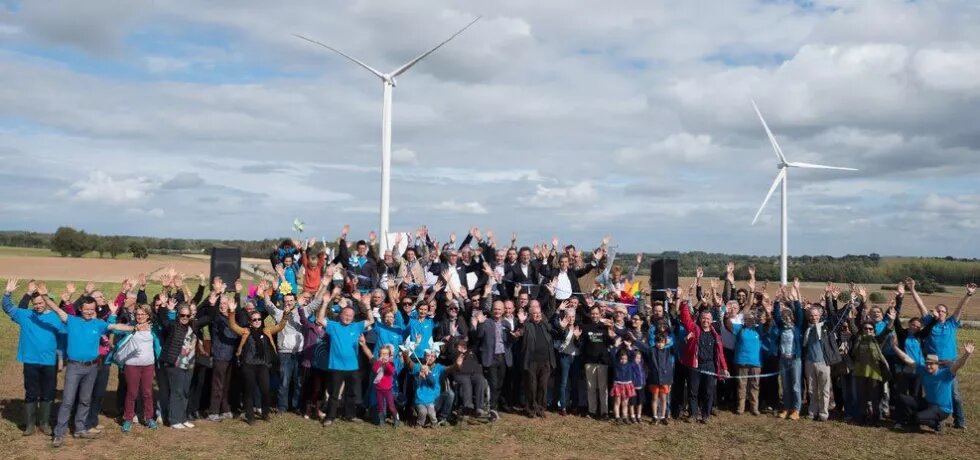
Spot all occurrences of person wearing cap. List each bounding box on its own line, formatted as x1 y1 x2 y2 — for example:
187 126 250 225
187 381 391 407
891 340 974 433
907 279 975 428
46 293 134 447
3 279 66 437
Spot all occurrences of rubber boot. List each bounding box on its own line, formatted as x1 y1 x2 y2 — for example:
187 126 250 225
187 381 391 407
38 401 53 435
22 402 37 436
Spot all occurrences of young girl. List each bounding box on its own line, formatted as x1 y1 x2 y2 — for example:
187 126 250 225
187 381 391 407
647 333 674 425
402 348 463 427
609 348 636 424
359 336 400 427
628 350 645 424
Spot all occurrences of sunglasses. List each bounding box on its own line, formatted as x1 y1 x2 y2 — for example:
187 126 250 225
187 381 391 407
251 318 263 322
863 327 874 331
178 314 191 318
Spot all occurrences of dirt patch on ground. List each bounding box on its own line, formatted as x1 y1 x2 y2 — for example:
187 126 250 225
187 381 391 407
0 256 227 283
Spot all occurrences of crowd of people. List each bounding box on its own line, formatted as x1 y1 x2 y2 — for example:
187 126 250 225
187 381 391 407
2 225 976 448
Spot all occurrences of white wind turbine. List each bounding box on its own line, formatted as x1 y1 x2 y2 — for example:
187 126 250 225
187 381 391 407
295 17 480 250
750 100 858 285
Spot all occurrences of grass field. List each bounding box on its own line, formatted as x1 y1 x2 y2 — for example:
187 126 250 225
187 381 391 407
1 280 979 459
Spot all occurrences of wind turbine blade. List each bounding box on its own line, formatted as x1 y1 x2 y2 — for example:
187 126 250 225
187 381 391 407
752 169 786 225
751 100 789 165
390 16 481 78
294 34 386 79
786 161 858 171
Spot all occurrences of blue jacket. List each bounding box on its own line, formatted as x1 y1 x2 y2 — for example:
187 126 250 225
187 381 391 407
3 294 65 365
647 345 675 386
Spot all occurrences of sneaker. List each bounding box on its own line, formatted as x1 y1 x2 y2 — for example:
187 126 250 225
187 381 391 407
321 420 333 427
75 430 97 439
789 411 800 421
437 419 449 427
171 423 187 430
87 426 103 435
52 436 63 448
121 421 132 433
221 412 234 420
147 420 158 430
661 418 669 426
183 421 195 428
953 423 966 430
208 414 222 422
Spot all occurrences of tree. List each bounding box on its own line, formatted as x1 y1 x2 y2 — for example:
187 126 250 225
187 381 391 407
107 236 127 258
129 241 149 259
90 234 107 258
50 226 89 258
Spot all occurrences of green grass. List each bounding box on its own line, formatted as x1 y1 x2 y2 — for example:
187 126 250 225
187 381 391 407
0 279 979 459
0 246 200 261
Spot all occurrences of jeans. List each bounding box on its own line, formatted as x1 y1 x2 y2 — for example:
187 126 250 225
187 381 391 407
688 368 716 420
277 353 301 412
455 373 486 411
484 354 507 410
804 361 831 419
209 360 233 415
164 366 193 425
524 361 552 414
55 363 99 438
123 364 155 423
85 362 111 428
779 358 801 411
896 394 950 428
241 364 271 422
23 364 57 403
437 388 455 420
557 354 579 411
952 377 964 426
584 363 608 415
736 366 761 414
326 370 361 421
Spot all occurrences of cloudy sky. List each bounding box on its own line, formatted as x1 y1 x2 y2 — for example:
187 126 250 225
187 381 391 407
1 0 978 257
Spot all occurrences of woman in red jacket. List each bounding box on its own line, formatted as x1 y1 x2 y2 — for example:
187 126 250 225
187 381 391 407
678 300 729 424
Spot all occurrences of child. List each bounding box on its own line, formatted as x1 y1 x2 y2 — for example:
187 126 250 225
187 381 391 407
648 333 674 425
359 337 399 427
629 350 646 424
609 348 636 425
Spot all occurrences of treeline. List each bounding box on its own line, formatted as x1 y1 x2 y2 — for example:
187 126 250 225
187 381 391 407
0 228 294 260
612 251 980 293
2 229 978 289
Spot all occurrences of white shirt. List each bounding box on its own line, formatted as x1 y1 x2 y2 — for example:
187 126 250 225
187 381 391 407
122 331 156 367
555 271 572 300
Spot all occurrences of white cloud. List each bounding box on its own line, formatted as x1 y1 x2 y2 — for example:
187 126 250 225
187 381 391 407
433 200 488 215
913 47 980 93
69 170 156 204
522 181 598 209
143 56 191 74
391 148 418 165
615 132 716 164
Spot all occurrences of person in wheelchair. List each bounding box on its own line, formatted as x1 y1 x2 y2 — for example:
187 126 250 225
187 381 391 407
445 338 488 418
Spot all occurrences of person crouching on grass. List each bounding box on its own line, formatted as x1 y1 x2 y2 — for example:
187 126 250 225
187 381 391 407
403 347 463 427
891 339 974 433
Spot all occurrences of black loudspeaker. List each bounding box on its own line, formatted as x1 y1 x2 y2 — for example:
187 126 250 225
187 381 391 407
210 247 241 286
649 259 679 291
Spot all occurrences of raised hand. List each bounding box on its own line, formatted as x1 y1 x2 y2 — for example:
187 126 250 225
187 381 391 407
725 262 735 279
905 277 916 292
857 285 868 300
486 229 494 242
166 298 178 311
84 281 96 295
341 224 350 240
747 265 756 278
4 278 18 294
517 309 528 323
449 232 456 244
965 341 976 355
896 281 905 296
572 325 582 339
967 283 977 296
473 228 482 241
368 231 377 244
696 266 703 279
636 253 643 264
137 273 147 288
235 279 243 293
27 280 37 294
36 282 49 297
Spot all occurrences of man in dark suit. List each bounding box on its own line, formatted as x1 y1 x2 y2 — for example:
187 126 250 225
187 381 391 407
470 300 514 412
504 247 543 299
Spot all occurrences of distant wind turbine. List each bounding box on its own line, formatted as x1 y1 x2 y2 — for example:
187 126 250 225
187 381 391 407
295 17 480 250
750 100 858 284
